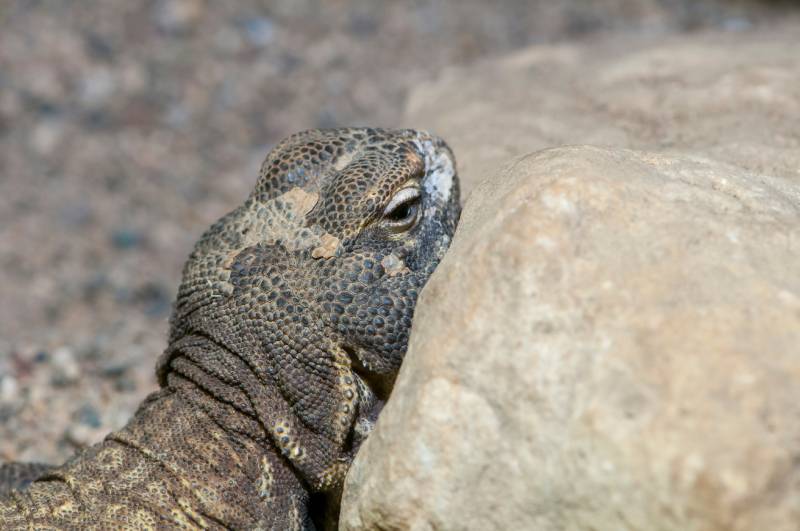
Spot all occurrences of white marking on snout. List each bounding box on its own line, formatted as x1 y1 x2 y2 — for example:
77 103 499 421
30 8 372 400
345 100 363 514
414 137 455 204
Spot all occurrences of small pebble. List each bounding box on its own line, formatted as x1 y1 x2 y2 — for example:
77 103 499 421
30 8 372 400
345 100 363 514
73 404 102 428
0 376 18 402
100 362 129 378
111 228 144 250
51 347 80 386
238 16 275 48
154 0 202 34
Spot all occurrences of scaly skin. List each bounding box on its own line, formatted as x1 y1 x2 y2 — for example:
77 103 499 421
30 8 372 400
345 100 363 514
0 128 461 529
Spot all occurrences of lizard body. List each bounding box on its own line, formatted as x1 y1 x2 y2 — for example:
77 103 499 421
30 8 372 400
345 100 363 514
0 128 461 529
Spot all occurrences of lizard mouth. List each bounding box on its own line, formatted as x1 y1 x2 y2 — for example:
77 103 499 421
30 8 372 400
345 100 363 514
342 344 397 402
341 343 396 453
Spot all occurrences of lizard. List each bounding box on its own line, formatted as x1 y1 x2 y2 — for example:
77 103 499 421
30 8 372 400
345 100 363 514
0 127 461 529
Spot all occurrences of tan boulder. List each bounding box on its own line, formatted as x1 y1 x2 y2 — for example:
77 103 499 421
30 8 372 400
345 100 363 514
404 28 800 196
341 27 800 530
340 146 800 530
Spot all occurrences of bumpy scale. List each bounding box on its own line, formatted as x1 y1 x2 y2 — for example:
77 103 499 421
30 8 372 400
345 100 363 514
0 128 461 529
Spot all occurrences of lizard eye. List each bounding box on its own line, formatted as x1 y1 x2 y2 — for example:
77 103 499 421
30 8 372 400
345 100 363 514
381 187 421 233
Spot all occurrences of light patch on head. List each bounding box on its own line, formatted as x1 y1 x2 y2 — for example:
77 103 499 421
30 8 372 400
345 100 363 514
311 233 340 259
333 148 356 171
381 252 410 276
414 136 455 204
281 186 319 216
218 186 340 281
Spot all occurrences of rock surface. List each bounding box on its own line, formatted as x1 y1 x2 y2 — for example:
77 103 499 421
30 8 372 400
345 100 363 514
341 29 800 531
342 146 800 531
405 26 800 197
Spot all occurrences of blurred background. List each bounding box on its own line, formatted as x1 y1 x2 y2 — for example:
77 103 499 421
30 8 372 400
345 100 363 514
0 0 797 463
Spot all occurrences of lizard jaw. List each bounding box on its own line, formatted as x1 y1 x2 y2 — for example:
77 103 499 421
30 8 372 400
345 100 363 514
342 344 397 402
341 344 396 450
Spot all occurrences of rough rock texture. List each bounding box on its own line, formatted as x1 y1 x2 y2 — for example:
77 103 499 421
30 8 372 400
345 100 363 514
341 28 800 531
342 146 800 531
405 26 800 196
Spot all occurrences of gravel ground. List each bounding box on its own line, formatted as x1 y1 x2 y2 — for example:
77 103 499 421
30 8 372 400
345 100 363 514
0 0 795 464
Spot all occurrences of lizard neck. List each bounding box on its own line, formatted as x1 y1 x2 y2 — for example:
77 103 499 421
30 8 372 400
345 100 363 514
5 383 314 529
161 320 358 495
106 384 312 528
154 329 346 527
2 334 323 529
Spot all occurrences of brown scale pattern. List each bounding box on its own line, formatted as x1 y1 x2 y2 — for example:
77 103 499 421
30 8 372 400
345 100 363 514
0 128 460 529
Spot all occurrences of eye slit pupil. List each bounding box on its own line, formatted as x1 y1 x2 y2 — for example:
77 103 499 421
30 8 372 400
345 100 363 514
387 201 413 221
381 187 421 232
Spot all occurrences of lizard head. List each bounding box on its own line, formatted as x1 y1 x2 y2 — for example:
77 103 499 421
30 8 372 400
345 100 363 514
259 128 460 396
162 128 459 477
298 129 461 380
